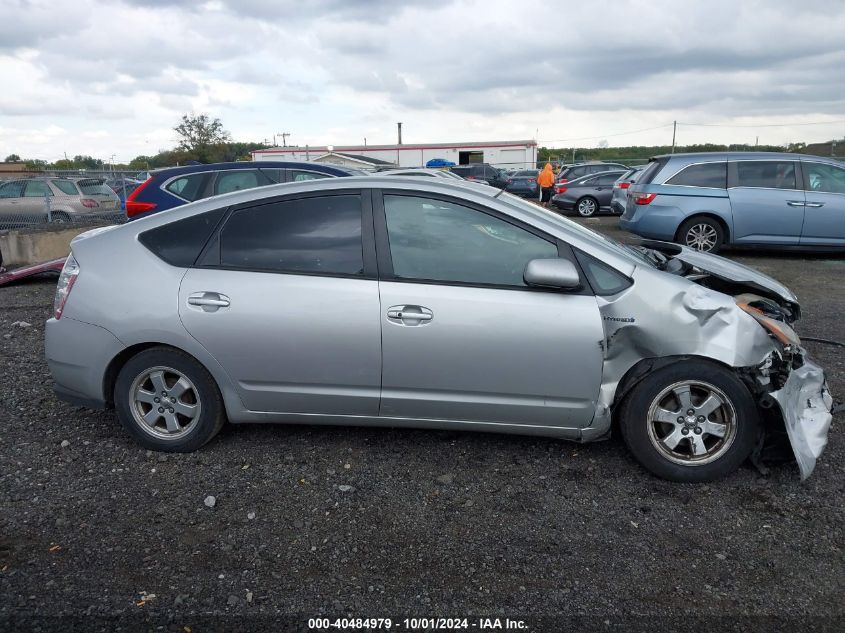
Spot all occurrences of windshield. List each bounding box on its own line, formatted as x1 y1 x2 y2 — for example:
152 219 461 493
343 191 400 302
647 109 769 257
496 191 657 267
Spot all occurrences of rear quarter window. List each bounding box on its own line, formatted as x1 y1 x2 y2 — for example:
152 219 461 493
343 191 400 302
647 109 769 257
139 208 227 267
665 162 727 188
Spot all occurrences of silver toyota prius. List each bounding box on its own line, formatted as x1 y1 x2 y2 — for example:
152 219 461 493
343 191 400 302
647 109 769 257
44 177 833 482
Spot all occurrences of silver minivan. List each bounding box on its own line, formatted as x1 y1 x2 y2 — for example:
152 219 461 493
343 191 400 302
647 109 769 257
44 177 832 482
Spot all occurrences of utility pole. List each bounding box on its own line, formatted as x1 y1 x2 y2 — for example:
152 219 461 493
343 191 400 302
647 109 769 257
671 120 677 153
364 137 367 147
280 132 290 148
832 139 836 157
755 136 759 147
397 122 403 145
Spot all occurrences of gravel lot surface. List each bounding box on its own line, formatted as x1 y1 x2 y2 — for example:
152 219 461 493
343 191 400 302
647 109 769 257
1 217 842 631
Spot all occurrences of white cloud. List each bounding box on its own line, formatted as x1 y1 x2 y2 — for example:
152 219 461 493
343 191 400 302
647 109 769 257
0 0 844 162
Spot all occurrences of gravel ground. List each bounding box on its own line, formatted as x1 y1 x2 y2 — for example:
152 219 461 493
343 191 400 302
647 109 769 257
0 217 842 632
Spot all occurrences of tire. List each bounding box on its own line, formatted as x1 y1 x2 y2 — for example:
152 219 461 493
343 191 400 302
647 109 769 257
50 212 71 224
114 347 226 452
576 197 598 217
619 360 760 482
677 216 724 253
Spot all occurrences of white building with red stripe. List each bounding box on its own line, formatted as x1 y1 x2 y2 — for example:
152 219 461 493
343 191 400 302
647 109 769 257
251 140 538 170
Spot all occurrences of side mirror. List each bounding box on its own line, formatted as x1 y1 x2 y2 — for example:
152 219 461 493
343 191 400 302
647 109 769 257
524 258 581 290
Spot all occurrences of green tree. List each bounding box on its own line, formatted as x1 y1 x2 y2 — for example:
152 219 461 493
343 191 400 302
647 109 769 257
4 153 21 162
174 113 231 163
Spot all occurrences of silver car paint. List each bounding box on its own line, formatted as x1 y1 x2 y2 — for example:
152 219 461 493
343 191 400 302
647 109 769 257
44 176 832 476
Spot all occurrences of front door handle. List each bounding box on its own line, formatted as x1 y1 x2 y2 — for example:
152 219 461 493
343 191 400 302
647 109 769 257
805 202 825 208
386 305 433 325
187 292 230 312
786 200 805 207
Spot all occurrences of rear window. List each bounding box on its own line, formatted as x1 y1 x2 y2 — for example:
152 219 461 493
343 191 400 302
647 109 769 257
77 180 112 196
51 180 79 195
139 208 226 267
665 162 727 188
515 170 538 177
638 157 670 185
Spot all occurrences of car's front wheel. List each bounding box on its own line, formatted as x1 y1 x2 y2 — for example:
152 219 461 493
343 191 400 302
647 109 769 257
114 347 226 452
619 360 760 482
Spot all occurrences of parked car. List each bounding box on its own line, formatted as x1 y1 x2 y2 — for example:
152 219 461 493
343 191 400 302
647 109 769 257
0 177 120 226
620 152 845 253
125 161 366 219
449 164 508 188
504 169 540 197
380 168 466 181
609 166 646 215
557 162 628 183
551 170 627 216
105 177 142 211
45 176 831 482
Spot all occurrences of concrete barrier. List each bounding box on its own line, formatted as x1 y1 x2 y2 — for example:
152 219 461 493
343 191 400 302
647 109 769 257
0 226 92 268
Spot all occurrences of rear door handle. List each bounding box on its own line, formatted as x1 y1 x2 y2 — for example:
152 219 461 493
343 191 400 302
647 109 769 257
188 292 230 312
805 202 825 208
786 200 805 207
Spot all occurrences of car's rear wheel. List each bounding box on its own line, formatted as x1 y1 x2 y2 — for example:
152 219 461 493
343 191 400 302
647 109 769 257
50 212 71 224
576 197 598 217
619 360 760 482
114 347 225 452
677 216 724 253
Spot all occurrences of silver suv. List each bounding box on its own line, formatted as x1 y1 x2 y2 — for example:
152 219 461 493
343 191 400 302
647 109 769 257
0 177 120 227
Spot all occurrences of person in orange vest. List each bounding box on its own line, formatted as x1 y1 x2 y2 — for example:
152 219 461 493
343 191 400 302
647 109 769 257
537 163 555 208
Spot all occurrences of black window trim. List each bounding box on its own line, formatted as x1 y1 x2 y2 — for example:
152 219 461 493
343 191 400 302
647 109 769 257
727 159 803 192
194 188 378 280
372 188 592 295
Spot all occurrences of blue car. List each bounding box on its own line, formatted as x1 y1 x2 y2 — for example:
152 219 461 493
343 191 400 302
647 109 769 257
620 152 845 253
126 161 366 219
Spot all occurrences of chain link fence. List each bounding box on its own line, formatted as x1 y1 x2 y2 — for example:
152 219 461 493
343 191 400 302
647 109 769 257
0 170 137 231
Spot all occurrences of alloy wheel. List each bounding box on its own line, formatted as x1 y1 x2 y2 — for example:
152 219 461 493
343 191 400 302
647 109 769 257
685 223 718 251
129 366 202 440
578 199 597 216
646 380 737 466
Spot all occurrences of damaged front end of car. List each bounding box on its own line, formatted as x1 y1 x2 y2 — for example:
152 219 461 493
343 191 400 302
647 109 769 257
590 241 833 480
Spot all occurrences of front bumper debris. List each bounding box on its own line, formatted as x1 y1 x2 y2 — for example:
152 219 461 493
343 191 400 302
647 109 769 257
769 355 833 480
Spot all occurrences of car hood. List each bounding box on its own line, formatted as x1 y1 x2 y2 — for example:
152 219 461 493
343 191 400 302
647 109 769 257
640 240 800 315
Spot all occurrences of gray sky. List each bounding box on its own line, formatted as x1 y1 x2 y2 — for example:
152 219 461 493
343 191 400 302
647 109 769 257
1 0 844 162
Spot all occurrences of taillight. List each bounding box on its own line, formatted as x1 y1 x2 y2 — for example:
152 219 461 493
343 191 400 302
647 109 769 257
506 178 513 184
620 182 631 189
633 192 657 205
54 254 80 319
554 185 568 194
125 177 157 218
80 198 99 208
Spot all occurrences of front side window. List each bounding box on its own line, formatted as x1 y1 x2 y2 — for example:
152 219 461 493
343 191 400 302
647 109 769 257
0 181 26 199
165 173 207 201
666 162 727 188
24 180 53 197
735 161 797 190
220 194 363 275
383 195 557 287
804 162 845 194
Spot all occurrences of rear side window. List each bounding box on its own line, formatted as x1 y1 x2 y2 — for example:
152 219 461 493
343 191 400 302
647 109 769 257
596 173 621 185
666 162 727 188
220 195 363 275
77 180 112 196
289 170 331 182
214 169 269 195
51 180 79 195
165 173 207 201
139 208 226 267
735 161 796 189
568 167 588 179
